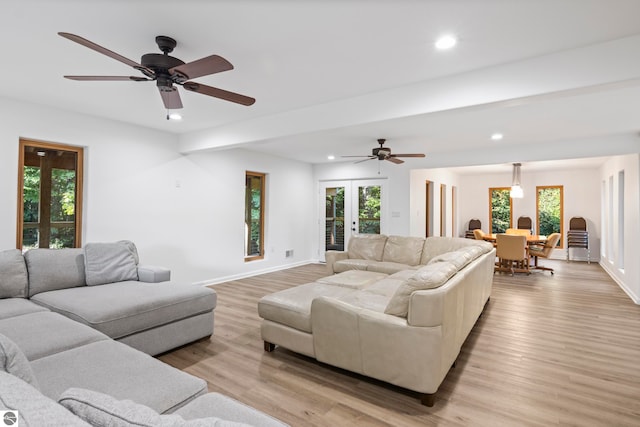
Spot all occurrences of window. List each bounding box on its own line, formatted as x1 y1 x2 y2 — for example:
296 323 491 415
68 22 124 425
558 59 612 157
245 171 265 261
17 139 83 251
489 187 512 233
536 186 564 247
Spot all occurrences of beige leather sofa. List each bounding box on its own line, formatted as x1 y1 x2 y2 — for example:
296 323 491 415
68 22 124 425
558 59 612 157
259 236 495 406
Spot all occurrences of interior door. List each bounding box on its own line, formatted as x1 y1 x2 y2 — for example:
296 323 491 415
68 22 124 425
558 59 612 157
319 179 387 261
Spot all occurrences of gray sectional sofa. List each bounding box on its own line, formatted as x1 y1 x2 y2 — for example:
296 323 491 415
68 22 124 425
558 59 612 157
0 242 288 426
259 235 495 406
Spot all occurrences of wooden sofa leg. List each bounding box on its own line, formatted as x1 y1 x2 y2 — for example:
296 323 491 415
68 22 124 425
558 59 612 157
420 393 436 407
264 341 276 352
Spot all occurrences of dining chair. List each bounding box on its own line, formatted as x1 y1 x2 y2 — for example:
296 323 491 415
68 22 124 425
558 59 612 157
505 228 532 236
465 219 482 239
529 233 561 274
495 234 529 276
517 216 533 233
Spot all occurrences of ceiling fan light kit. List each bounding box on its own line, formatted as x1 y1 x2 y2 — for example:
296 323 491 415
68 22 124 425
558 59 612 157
58 32 255 116
510 162 524 198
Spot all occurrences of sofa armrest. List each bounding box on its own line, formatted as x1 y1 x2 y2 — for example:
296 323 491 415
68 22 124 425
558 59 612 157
324 251 349 274
137 265 171 283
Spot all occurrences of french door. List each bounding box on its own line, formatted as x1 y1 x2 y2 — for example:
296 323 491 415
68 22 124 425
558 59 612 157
319 179 387 261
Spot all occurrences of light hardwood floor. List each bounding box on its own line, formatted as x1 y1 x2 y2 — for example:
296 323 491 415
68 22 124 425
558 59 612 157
159 260 640 426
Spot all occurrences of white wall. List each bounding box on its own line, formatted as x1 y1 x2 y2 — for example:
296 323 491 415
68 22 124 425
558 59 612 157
0 97 315 285
598 154 640 303
409 168 460 238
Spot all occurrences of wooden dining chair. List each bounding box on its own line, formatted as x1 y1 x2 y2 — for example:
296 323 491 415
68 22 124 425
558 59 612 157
529 233 561 274
495 234 529 276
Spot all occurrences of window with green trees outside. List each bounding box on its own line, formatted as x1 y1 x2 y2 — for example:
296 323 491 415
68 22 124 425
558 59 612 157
489 187 512 233
537 186 564 247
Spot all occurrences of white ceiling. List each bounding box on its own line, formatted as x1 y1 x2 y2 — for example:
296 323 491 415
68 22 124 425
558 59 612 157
3 1 640 167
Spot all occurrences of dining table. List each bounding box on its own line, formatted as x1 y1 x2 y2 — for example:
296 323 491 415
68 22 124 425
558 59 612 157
482 233 547 244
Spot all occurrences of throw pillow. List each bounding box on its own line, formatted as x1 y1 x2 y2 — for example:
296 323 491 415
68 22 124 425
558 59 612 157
0 249 28 298
84 242 139 286
0 333 40 389
59 388 252 427
384 261 458 317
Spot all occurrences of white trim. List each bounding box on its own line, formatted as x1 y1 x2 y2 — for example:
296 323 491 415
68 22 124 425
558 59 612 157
192 259 318 287
600 261 639 305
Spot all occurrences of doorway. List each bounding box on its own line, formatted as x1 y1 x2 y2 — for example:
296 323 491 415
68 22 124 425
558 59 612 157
319 179 387 261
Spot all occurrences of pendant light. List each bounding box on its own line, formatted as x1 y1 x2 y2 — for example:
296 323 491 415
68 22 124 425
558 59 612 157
511 163 524 198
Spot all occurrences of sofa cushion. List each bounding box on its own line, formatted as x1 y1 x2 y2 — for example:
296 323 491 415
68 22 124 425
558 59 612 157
384 261 458 317
31 340 208 414
0 298 49 320
366 261 418 275
176 393 289 427
25 248 86 297
84 241 139 286
316 270 388 289
347 234 388 261
0 371 89 427
382 235 425 265
30 281 216 339
258 283 355 333
59 388 251 427
360 277 405 298
428 246 485 270
0 249 28 298
420 236 492 265
333 258 378 273
0 333 39 389
333 291 391 313
0 312 107 361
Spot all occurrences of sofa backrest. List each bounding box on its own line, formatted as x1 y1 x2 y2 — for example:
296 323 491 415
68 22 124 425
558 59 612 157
382 235 425 266
348 234 388 261
0 249 29 299
25 249 86 297
420 236 492 265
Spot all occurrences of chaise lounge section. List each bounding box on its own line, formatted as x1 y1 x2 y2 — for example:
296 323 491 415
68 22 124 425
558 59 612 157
259 235 495 406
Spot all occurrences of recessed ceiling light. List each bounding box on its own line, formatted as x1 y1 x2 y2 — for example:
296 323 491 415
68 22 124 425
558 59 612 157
167 112 182 121
435 35 457 50
327 155 335 160
491 133 504 141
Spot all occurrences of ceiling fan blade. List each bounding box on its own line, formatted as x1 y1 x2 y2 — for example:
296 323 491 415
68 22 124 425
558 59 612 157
159 88 183 109
391 153 426 158
182 82 255 106
64 75 150 81
386 157 404 164
354 157 376 164
169 55 233 81
58 32 154 75
342 155 373 158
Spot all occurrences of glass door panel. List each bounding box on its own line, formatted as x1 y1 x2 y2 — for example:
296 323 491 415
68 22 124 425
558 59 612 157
356 184 381 234
325 186 346 251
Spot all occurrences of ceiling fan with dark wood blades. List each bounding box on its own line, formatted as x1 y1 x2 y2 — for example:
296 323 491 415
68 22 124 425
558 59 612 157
343 139 426 164
58 32 255 109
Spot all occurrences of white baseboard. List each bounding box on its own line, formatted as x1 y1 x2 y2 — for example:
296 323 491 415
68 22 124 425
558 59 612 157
599 261 640 305
192 259 318 287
